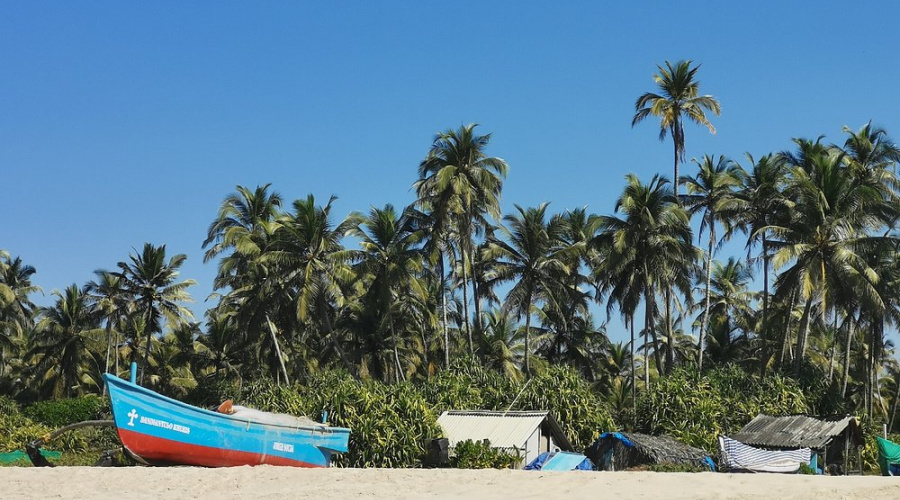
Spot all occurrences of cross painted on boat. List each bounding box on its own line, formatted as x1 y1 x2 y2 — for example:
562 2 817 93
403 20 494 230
127 409 138 426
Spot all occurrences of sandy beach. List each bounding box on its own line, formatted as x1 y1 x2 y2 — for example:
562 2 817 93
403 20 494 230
3 467 900 500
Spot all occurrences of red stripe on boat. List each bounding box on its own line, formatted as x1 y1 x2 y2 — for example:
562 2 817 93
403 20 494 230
117 428 321 468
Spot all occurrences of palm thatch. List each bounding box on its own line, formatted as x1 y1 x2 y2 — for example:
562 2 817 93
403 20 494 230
586 432 712 471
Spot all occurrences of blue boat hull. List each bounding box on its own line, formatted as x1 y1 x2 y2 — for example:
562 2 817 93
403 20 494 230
104 374 349 467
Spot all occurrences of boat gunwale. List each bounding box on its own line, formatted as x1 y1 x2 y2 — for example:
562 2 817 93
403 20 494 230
103 373 350 435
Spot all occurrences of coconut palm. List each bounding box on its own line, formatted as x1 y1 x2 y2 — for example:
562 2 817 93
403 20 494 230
351 204 425 382
595 174 695 378
416 124 508 353
680 154 741 368
483 203 571 377
770 145 891 377
477 308 525 381
731 153 788 372
632 60 721 196
115 243 196 383
85 270 130 378
28 285 104 398
262 194 360 376
202 184 283 290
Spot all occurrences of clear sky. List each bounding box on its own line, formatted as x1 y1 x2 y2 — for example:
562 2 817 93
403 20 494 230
3 2 899 344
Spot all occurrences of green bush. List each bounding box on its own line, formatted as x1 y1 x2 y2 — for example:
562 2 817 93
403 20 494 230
238 372 443 468
635 365 806 452
510 366 616 451
24 395 108 428
450 439 520 469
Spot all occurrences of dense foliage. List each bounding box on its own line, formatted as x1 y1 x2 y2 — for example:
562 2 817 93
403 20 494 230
2 60 900 472
635 366 807 451
450 439 520 469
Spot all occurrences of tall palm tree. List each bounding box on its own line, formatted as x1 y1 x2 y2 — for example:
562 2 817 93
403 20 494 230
731 153 788 373
263 194 360 376
28 285 104 398
770 145 892 377
416 124 508 353
351 204 425 382
477 308 525 381
632 60 721 196
115 243 196 383
681 154 741 368
483 203 571 377
85 270 130 378
595 174 695 377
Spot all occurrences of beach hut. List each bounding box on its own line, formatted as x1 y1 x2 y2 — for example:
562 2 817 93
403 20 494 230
585 432 714 471
730 414 863 474
436 410 573 466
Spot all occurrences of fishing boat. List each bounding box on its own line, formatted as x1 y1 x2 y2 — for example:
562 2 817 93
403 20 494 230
27 363 350 468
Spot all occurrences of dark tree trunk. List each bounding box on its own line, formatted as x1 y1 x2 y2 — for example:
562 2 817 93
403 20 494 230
630 316 636 414
524 289 533 379
460 245 473 357
665 288 674 374
439 251 449 370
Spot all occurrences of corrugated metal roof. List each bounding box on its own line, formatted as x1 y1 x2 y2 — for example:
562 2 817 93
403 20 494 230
437 410 571 451
731 414 861 450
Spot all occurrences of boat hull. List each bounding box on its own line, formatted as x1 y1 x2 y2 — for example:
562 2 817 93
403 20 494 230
104 374 349 467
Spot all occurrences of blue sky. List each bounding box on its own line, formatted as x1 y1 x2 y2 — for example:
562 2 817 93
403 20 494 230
2 2 899 343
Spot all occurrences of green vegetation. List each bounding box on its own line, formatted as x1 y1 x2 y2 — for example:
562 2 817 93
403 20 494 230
1 60 899 473
450 439 520 469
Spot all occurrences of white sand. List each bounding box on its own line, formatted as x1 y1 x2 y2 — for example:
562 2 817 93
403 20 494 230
3 467 900 500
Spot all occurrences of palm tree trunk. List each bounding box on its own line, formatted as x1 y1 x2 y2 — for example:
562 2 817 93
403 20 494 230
265 315 290 386
439 252 449 369
524 290 533 378
630 316 636 414
827 309 838 383
320 299 358 378
459 245 473 357
778 290 797 370
793 296 814 378
672 124 681 199
389 314 405 383
698 222 715 370
643 311 650 388
472 263 482 338
842 315 855 397
759 235 770 376
102 318 112 395
645 289 663 377
665 288 674 374
140 300 154 385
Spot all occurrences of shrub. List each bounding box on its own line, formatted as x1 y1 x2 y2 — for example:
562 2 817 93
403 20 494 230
510 366 616 451
237 372 443 468
24 395 108 428
450 439 520 469
635 365 807 452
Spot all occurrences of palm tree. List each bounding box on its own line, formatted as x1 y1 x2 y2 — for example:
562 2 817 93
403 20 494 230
478 308 525 381
770 145 892 377
28 285 104 398
202 184 283 290
351 204 425 382
731 153 788 373
85 270 130 378
632 60 721 196
416 124 508 353
263 194 360 376
115 243 196 383
483 203 571 377
595 174 695 377
681 154 741 368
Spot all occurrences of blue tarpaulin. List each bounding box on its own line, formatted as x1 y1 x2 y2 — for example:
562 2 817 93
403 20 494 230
524 451 593 471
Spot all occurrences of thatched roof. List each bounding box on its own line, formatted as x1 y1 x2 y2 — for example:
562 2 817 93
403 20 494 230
589 432 710 466
731 414 862 450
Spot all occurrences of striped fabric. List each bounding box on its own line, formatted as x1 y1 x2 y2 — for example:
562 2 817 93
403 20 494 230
719 436 811 473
